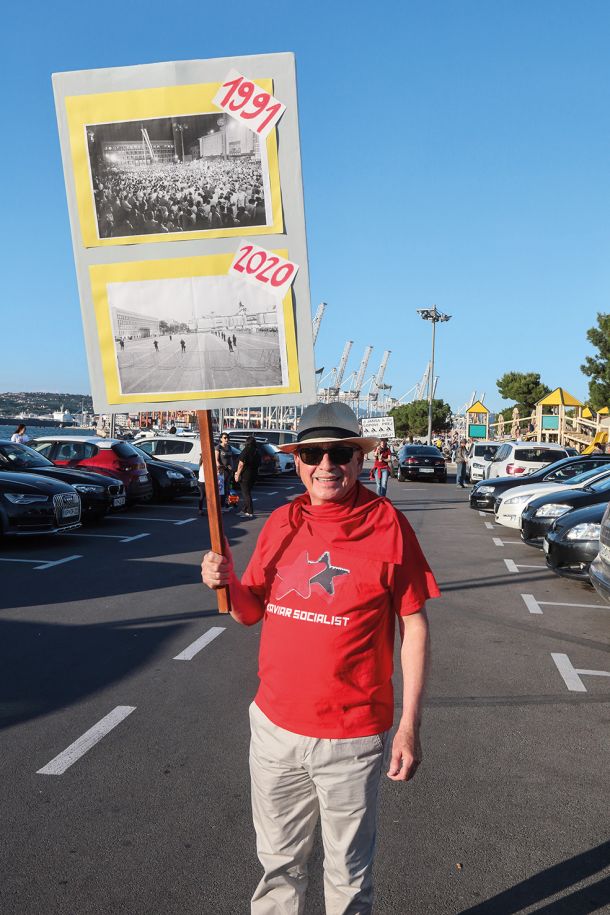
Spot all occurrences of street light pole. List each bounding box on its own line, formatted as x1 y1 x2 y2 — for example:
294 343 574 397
416 305 452 445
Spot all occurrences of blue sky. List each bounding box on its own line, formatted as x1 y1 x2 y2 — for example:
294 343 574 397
2 1 610 412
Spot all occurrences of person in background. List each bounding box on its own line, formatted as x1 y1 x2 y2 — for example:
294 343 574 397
197 456 206 516
373 438 392 497
215 432 235 512
11 424 30 444
234 435 260 519
455 439 469 488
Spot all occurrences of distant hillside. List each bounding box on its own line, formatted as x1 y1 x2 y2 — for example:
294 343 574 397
0 392 93 417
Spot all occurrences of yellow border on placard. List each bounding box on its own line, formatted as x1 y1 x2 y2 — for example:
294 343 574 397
66 80 283 248
89 252 300 405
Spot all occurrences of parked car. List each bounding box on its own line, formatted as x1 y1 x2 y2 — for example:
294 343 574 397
0 471 81 536
133 433 200 471
131 446 198 501
397 445 447 482
469 454 610 512
589 502 610 602
486 442 569 479
543 502 605 580
467 441 501 482
494 465 610 531
520 472 610 545
31 436 152 504
0 440 125 521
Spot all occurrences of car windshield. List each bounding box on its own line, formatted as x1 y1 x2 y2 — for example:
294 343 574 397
473 445 499 459
111 443 139 459
0 442 51 469
565 466 610 486
587 473 610 493
399 446 441 458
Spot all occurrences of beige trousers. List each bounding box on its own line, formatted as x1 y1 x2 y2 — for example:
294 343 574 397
249 702 388 915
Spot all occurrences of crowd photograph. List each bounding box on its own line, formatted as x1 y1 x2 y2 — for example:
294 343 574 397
107 274 288 395
86 112 273 240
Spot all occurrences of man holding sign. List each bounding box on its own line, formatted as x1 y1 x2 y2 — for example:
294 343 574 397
202 402 439 913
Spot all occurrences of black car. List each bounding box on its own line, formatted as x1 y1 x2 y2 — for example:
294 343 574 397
520 472 610 545
0 471 81 536
470 454 610 512
0 440 125 521
132 446 198 500
397 446 447 482
543 503 605 580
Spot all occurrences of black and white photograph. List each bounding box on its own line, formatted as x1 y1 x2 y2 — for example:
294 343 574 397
85 113 273 240
108 274 289 395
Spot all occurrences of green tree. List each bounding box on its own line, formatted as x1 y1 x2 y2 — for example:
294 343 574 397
390 399 452 437
496 372 550 410
581 313 610 411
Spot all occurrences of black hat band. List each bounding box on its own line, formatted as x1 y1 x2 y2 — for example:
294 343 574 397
297 426 360 443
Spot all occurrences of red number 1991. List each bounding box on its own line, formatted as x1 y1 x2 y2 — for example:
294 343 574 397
214 71 286 138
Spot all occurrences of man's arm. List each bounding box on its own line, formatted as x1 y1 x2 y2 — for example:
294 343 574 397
387 607 430 782
201 549 265 626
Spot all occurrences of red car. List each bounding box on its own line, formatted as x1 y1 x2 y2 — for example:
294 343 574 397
31 436 153 504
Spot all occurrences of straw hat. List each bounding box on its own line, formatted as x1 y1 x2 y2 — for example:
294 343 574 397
278 402 379 454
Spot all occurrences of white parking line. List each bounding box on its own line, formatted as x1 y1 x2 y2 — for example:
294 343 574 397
521 593 544 614
173 518 196 526
504 558 545 573
485 522 494 530
62 532 151 544
521 593 606 615
0 556 82 570
107 516 192 526
551 653 610 693
493 536 521 546
479 511 486 517
37 706 136 775
173 626 225 661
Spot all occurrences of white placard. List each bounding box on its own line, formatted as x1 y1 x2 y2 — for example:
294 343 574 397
229 240 299 299
213 68 286 139
361 416 396 438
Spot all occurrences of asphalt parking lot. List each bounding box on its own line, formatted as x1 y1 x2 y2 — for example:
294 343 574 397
0 471 608 914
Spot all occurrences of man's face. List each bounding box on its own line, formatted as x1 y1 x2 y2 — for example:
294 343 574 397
295 441 363 505
220 434 229 447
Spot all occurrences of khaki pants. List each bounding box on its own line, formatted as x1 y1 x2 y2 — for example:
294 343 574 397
249 702 388 915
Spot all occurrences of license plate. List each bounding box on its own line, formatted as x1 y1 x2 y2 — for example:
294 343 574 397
113 495 126 507
138 474 148 483
543 540 549 554
420 468 434 473
62 507 79 518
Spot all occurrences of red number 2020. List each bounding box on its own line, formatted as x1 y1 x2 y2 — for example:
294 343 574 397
233 245 295 289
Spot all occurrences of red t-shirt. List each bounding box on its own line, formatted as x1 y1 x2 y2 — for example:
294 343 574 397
241 483 440 738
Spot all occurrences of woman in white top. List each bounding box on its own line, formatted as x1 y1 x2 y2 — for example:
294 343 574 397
11 424 30 444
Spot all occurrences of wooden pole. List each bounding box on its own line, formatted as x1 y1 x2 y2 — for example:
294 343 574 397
198 409 231 614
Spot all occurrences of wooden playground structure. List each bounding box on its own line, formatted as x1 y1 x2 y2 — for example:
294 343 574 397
466 388 609 453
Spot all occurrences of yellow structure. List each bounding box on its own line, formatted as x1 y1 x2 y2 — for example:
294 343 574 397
534 388 583 442
466 400 490 439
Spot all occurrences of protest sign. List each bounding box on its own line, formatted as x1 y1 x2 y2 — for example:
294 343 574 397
361 416 396 438
52 52 315 415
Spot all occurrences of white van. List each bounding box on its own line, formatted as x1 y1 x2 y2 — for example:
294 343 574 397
486 441 569 480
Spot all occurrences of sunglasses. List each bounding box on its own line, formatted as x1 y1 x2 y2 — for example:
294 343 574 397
297 445 357 465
